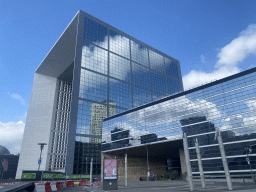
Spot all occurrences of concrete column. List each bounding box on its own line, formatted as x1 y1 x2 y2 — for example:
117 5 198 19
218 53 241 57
183 133 194 191
195 138 206 188
217 131 233 191
125 154 127 186
179 148 187 175
90 158 93 185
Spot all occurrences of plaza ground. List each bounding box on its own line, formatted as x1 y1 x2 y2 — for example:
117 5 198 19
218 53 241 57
62 180 256 192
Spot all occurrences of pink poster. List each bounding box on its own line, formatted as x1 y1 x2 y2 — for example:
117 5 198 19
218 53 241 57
104 159 117 179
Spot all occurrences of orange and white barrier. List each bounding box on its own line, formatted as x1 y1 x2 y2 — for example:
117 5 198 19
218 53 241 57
35 181 66 192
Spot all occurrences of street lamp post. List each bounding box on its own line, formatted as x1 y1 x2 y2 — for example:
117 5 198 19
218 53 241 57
38 143 47 171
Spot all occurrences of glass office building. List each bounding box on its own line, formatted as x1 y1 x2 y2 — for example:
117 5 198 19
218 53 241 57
102 67 256 176
16 10 183 178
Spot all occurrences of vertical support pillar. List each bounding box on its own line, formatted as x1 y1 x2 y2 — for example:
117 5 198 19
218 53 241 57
90 158 93 185
217 131 233 191
41 170 43 182
125 154 127 186
183 133 194 191
195 138 206 188
86 158 88 175
146 145 150 181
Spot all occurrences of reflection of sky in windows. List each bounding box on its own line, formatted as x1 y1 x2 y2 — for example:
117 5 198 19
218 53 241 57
109 30 130 59
76 100 92 134
109 53 131 82
103 72 256 150
109 78 132 109
152 92 165 101
167 77 182 95
151 71 167 94
83 17 108 49
76 136 90 143
165 58 180 80
131 41 149 66
112 107 126 116
149 50 165 74
81 42 108 75
132 62 150 89
133 86 152 108
79 69 108 102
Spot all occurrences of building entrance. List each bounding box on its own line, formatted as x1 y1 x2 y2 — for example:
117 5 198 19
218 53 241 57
101 139 184 181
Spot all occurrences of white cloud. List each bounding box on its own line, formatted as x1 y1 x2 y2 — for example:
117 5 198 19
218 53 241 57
80 34 149 93
217 24 256 67
183 66 240 90
0 121 25 154
102 95 222 144
200 54 206 64
136 96 221 126
9 92 26 105
183 24 256 90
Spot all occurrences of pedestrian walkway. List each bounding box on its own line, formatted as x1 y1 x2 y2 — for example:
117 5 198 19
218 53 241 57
78 180 256 192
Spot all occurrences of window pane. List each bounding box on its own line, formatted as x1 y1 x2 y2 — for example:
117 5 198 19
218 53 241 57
109 78 132 108
132 62 150 89
131 40 149 66
109 53 131 82
109 30 130 59
83 17 108 49
81 42 108 75
79 69 108 102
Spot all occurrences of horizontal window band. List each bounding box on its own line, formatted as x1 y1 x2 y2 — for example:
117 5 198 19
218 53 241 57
192 169 256 175
190 153 256 161
188 143 219 150
76 133 101 139
223 138 256 146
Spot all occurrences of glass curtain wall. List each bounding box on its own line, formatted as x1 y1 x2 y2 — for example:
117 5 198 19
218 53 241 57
102 70 256 175
73 15 182 175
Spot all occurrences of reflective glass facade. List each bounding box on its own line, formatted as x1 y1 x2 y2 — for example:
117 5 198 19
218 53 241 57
74 11 183 175
102 68 256 175
17 10 182 178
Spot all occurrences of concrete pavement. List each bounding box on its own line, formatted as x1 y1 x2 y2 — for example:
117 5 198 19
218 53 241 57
62 180 256 192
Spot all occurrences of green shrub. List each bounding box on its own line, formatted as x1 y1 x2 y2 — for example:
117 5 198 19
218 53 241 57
155 174 164 180
170 170 179 180
163 171 171 179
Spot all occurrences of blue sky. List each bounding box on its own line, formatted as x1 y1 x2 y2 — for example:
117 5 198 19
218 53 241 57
1 0 256 154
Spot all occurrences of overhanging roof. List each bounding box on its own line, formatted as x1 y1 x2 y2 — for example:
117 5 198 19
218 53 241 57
35 11 79 78
103 139 183 158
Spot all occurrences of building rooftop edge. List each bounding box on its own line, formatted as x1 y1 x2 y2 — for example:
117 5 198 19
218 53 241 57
78 10 180 63
35 10 80 74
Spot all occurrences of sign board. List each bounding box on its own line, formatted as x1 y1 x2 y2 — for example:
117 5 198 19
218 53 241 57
103 158 118 190
21 173 37 179
38 159 41 164
104 159 117 179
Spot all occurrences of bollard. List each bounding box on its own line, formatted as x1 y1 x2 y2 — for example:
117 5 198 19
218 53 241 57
45 182 52 192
